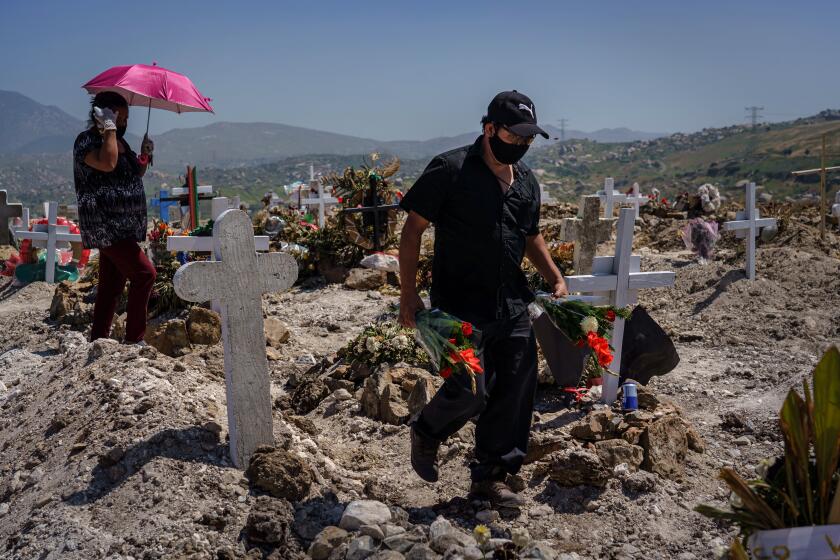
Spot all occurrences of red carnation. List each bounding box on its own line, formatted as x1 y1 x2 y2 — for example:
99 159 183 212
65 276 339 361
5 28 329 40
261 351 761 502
461 322 473 336
439 366 452 379
606 310 616 322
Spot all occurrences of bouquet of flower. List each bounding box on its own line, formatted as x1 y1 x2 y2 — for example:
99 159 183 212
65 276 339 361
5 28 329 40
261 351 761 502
535 296 630 373
147 219 174 244
343 321 429 368
414 309 484 394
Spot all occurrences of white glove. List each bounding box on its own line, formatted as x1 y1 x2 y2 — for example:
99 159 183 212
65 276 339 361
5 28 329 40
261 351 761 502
93 106 117 133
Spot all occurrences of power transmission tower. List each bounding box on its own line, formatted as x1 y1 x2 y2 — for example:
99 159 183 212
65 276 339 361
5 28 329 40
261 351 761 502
745 106 764 128
558 118 569 141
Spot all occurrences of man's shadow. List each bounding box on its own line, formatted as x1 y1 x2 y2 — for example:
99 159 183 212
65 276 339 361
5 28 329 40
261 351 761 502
64 425 229 505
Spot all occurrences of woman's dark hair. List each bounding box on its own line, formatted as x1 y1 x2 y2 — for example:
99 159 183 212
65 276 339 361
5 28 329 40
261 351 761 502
87 91 128 129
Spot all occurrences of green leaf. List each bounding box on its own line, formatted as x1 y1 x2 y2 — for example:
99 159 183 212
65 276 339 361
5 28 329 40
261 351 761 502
779 388 814 524
719 468 785 530
812 346 840 524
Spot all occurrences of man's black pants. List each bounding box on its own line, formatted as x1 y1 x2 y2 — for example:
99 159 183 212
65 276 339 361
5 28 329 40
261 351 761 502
413 312 537 482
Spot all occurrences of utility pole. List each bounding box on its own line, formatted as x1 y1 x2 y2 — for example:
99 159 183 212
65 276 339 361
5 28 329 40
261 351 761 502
558 118 569 142
745 106 764 128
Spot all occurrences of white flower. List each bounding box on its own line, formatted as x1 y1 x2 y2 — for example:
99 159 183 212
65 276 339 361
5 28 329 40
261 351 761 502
365 337 381 354
580 316 599 334
392 335 409 350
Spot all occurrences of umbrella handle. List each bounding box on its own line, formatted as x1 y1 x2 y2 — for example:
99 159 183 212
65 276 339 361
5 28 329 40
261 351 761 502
145 98 151 136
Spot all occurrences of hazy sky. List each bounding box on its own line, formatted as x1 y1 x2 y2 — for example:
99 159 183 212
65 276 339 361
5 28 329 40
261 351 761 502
2 0 838 140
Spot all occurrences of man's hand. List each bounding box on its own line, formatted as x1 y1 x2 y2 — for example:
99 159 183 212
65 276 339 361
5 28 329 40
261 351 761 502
399 292 425 328
141 133 154 164
93 106 117 134
552 277 569 298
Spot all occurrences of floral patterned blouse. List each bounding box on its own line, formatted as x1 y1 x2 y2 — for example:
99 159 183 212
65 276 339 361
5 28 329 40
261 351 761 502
73 128 147 249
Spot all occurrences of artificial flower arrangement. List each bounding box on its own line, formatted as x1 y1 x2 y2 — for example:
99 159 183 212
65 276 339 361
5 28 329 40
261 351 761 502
343 321 429 369
414 309 484 394
147 219 175 244
535 296 630 375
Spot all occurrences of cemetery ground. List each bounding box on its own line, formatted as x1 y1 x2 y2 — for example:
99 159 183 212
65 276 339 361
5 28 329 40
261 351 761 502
0 208 838 559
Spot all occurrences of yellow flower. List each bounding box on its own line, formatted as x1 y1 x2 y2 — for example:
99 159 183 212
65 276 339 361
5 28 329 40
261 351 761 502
473 525 491 547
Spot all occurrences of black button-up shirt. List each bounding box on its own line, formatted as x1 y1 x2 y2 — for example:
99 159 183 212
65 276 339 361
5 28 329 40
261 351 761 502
400 136 541 324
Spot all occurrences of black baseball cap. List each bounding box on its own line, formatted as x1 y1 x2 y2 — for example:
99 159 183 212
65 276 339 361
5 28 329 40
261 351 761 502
487 90 549 139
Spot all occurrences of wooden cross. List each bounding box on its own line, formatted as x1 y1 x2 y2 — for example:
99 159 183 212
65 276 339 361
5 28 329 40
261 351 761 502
563 207 675 404
173 210 298 468
166 197 269 253
560 195 615 274
151 189 178 222
596 177 627 218
301 182 339 228
0 190 23 246
625 182 648 221
342 177 401 252
721 182 776 281
539 183 557 205
13 202 83 283
790 131 840 241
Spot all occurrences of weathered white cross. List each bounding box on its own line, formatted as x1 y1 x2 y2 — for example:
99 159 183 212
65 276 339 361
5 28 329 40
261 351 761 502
173 210 298 468
0 190 23 246
596 177 627 218
721 182 777 281
539 183 557 205
170 184 214 197
301 182 339 228
13 202 83 283
625 182 649 221
167 197 269 253
563 207 676 404
560 195 615 274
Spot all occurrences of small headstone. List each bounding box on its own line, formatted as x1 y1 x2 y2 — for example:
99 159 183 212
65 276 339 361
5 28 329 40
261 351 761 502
560 195 614 274
0 190 23 245
173 210 298 468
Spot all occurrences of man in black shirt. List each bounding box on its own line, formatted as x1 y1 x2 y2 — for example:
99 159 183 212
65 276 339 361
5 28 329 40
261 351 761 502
398 91 567 507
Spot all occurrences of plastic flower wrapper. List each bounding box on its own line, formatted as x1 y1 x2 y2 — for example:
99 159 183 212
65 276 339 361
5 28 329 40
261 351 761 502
681 218 719 262
413 308 484 394
534 294 630 374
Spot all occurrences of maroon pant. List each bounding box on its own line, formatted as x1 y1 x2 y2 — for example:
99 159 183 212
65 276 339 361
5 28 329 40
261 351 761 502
91 239 156 343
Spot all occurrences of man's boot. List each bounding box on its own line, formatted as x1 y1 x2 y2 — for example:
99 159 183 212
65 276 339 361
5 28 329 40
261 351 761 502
469 479 526 509
410 425 440 482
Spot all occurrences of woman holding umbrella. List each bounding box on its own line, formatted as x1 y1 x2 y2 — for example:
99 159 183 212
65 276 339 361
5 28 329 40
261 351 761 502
75 63 213 343
74 91 156 343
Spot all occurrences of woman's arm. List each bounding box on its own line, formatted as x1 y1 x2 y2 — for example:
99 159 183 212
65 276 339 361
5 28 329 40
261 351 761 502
84 129 119 172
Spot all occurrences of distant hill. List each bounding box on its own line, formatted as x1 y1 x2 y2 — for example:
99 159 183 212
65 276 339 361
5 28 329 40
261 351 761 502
0 90 83 154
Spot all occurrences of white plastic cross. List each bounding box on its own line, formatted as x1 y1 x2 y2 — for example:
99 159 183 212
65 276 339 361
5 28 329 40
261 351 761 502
12 202 83 283
596 178 627 218
167 197 268 253
0 190 23 245
625 183 649 221
173 210 298 468
563 207 675 404
722 182 776 281
301 182 339 228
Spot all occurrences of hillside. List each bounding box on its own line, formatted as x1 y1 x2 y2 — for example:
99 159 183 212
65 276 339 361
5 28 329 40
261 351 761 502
0 91 83 154
530 111 840 201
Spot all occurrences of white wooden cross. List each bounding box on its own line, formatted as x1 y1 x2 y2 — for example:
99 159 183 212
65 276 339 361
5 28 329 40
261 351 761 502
170 184 214 197
539 183 557 205
560 195 615 274
563 207 676 404
301 182 338 228
12 202 83 284
173 210 298 468
721 182 776 281
596 178 627 218
0 190 23 246
625 183 649 221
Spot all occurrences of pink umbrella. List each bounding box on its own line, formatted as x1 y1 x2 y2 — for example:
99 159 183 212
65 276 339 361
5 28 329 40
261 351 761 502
82 62 214 135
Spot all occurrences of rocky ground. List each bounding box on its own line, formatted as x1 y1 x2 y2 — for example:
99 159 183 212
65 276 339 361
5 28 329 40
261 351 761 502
0 204 838 560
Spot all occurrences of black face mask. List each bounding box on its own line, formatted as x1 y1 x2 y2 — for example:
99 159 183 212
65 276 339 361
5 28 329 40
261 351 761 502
488 132 529 165
116 125 127 139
